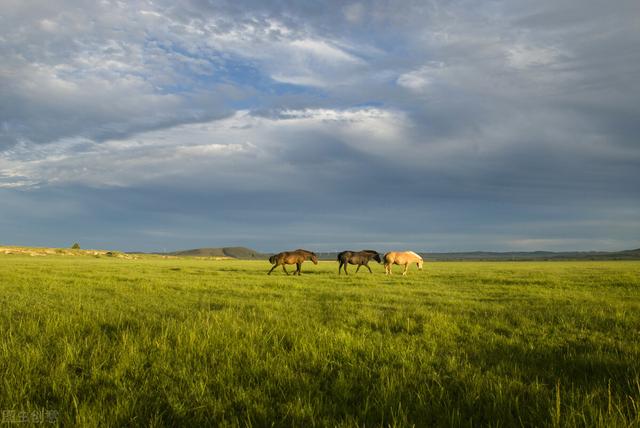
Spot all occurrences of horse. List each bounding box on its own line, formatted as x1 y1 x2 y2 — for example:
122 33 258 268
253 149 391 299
383 251 423 275
268 249 318 275
337 250 382 275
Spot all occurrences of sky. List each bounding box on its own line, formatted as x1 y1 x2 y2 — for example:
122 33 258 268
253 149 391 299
1 0 639 253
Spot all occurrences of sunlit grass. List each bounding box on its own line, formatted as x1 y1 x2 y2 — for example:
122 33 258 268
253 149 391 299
1 256 639 426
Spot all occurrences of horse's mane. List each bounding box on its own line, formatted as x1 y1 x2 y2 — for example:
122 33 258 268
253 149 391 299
294 249 316 256
407 251 423 259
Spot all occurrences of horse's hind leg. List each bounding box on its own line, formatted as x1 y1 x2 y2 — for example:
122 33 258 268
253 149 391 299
296 262 302 275
402 264 408 276
338 261 343 274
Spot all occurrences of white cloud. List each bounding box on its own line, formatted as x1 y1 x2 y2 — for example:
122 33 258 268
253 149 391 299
396 62 445 92
0 2 377 149
506 44 562 70
289 39 360 64
0 107 409 189
397 70 431 92
202 20 365 87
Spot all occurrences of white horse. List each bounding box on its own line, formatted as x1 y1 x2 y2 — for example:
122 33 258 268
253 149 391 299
383 251 423 275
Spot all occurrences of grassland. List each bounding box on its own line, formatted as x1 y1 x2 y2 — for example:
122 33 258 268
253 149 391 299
0 254 639 427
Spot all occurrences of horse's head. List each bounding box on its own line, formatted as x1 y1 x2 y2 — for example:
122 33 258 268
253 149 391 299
373 253 382 263
417 259 423 270
310 254 318 264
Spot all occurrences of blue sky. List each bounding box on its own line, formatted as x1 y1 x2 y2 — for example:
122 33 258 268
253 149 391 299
1 0 639 252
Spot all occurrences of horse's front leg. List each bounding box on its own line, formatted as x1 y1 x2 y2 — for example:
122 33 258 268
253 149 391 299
355 264 361 273
365 263 373 273
268 263 278 275
296 262 302 275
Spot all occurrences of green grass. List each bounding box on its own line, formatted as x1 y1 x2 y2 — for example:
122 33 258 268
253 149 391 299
0 255 639 427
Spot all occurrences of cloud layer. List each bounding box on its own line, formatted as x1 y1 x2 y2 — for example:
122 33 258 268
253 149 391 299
1 0 639 251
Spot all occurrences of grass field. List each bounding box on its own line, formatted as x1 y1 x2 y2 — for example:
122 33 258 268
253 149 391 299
0 255 639 427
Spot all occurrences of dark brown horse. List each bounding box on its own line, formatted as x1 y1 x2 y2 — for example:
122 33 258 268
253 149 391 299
268 249 318 275
337 250 382 275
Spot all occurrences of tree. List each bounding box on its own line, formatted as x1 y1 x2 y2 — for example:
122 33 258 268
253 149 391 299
71 243 81 249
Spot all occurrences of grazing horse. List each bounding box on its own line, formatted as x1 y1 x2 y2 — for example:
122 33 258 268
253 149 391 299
337 250 382 275
383 251 423 275
268 249 318 275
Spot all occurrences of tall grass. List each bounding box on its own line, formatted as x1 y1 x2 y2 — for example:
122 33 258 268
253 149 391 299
1 256 639 426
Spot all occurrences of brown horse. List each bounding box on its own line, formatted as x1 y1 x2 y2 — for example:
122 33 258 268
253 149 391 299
337 250 382 274
268 249 318 275
383 251 423 275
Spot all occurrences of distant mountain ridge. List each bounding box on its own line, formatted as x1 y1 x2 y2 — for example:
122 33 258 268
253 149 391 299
167 247 268 259
166 247 640 261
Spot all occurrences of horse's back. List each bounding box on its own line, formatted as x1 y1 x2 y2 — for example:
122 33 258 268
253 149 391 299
385 251 422 264
399 251 422 263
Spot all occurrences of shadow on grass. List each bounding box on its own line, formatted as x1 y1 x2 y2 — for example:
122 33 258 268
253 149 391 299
471 339 637 390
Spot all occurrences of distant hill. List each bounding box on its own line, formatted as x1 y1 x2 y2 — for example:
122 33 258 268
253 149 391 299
167 247 268 259
1 245 138 259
